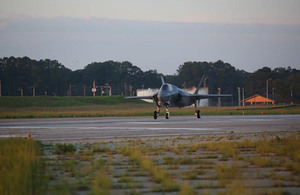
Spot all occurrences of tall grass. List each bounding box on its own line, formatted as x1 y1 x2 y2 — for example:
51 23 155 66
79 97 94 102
0 138 46 195
118 146 180 192
91 169 112 195
199 141 239 159
256 135 300 162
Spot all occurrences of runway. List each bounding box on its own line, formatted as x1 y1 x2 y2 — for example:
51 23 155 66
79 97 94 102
0 115 299 142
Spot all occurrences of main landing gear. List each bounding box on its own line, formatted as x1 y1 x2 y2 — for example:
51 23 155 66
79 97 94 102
154 110 159 119
195 109 201 118
166 106 170 119
154 103 160 119
153 106 170 119
195 100 201 118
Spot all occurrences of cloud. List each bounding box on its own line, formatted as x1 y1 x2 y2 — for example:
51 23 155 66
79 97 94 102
0 17 299 74
0 20 7 30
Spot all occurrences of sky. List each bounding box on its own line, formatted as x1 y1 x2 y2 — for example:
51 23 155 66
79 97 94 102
0 0 300 74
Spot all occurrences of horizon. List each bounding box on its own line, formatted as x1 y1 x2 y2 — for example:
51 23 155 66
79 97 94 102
1 55 298 75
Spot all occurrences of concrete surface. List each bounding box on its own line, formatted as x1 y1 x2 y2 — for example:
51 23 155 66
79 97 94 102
0 115 299 142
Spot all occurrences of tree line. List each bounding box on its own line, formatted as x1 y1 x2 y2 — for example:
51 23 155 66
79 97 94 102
0 56 299 104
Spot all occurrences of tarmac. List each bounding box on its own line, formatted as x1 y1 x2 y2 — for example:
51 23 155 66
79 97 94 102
0 115 299 142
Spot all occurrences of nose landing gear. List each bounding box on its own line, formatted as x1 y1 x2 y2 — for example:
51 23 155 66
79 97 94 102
153 102 170 120
154 107 160 119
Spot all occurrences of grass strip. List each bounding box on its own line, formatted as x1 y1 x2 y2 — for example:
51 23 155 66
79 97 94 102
0 138 46 195
1 96 300 118
118 146 181 192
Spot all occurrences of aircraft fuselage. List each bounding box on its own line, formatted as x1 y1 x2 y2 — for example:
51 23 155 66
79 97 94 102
157 83 194 108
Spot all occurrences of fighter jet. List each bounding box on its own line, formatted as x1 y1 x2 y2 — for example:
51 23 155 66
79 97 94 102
126 76 232 119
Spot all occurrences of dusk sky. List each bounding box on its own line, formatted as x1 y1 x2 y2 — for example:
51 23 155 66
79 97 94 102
0 0 300 74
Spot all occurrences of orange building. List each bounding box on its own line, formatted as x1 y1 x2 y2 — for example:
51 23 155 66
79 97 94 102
242 94 275 105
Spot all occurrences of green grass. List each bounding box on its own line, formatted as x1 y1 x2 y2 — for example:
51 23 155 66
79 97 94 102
91 169 112 195
118 146 180 192
54 143 76 155
0 138 46 195
0 96 143 108
2 132 300 194
0 96 299 118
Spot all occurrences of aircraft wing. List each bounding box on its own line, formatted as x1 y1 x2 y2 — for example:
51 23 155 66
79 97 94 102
187 94 232 100
125 95 154 99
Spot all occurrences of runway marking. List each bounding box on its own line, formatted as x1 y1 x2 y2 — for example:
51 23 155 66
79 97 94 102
38 129 295 142
0 126 218 131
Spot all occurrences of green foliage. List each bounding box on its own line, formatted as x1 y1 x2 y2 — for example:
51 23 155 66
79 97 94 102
180 183 195 195
199 141 239 159
4 133 297 194
91 170 112 195
0 57 161 96
119 146 180 192
0 57 72 96
248 157 276 167
54 143 76 154
1 56 300 104
214 163 241 186
256 135 300 162
0 138 46 195
246 67 300 104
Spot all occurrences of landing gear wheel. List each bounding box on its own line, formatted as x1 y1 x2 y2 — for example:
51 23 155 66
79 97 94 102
166 112 170 119
154 111 158 119
197 110 201 118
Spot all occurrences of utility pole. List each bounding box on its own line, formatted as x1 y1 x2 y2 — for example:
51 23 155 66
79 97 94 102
203 77 208 88
242 88 245 107
218 88 221 107
92 80 96 97
20 88 23 97
124 83 127 96
266 78 271 105
290 87 293 105
105 83 109 96
237 87 241 107
83 85 86 96
129 85 133 96
32 86 35 97
69 84 72 96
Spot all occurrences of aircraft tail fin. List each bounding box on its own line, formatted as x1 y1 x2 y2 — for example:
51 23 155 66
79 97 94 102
161 76 165 84
194 75 205 94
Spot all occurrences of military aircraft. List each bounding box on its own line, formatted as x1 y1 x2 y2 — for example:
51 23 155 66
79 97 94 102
126 76 232 119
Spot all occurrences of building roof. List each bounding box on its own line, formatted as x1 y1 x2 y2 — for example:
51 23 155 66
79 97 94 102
243 94 275 103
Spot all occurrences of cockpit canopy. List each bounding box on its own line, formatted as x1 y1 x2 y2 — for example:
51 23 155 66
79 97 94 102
161 84 173 91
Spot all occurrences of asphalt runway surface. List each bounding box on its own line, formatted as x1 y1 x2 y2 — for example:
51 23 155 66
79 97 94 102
0 115 299 142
